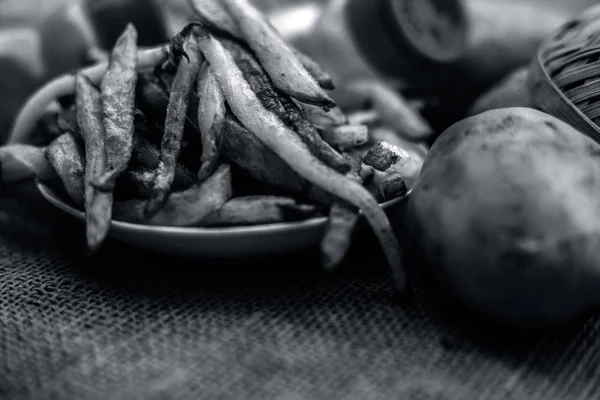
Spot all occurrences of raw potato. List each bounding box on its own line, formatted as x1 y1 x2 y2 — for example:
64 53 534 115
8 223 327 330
468 67 532 116
407 107 600 330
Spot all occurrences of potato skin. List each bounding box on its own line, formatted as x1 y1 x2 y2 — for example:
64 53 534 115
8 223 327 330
407 107 600 330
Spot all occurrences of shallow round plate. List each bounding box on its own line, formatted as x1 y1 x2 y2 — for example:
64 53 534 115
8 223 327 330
37 181 410 258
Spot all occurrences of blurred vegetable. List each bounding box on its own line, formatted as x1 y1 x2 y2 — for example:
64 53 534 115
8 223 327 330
468 67 532 117
409 107 600 330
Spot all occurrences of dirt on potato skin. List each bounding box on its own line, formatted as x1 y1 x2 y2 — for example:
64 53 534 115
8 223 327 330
407 107 600 331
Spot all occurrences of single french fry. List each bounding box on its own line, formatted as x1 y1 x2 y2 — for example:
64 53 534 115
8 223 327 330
45 133 85 207
347 109 379 127
320 155 362 270
321 124 369 151
113 164 232 226
200 195 318 227
299 102 347 130
75 74 113 253
363 140 424 189
347 80 433 141
0 144 48 185
221 0 335 108
145 35 202 217
367 169 408 203
293 51 334 90
94 24 138 190
196 64 226 181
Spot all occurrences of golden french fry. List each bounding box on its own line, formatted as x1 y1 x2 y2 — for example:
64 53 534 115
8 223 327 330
187 0 334 91
197 32 403 288
221 116 306 194
94 24 138 189
367 169 408 203
299 102 347 130
200 195 318 227
221 116 331 205
113 164 232 226
145 35 202 217
187 0 239 37
368 126 429 160
347 109 379 127
320 156 362 270
45 133 85 207
362 140 423 189
321 124 369 151
221 0 335 108
347 80 433 141
222 38 349 173
76 74 113 253
293 50 334 90
196 64 227 181
0 144 49 185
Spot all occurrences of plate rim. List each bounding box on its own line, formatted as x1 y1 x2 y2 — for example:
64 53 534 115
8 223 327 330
36 180 410 237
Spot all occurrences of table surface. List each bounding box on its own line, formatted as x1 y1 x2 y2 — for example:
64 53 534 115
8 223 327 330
1 182 600 400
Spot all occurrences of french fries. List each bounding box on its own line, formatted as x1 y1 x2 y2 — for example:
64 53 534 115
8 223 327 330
187 0 335 92
197 29 403 285
320 156 362 270
45 133 85 207
222 38 349 172
201 195 318 227
75 74 113 253
299 102 347 130
363 141 423 190
8 15 425 293
145 34 202 217
114 164 232 226
321 124 369 152
345 80 433 142
220 0 335 109
94 24 138 190
0 144 48 185
196 64 226 181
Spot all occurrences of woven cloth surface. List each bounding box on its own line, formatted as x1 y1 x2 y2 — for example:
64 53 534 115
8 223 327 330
0 182 599 400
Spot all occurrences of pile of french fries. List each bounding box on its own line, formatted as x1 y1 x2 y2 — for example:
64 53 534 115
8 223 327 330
2 0 434 290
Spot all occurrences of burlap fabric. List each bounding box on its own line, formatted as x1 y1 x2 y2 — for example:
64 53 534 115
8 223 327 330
0 181 599 400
